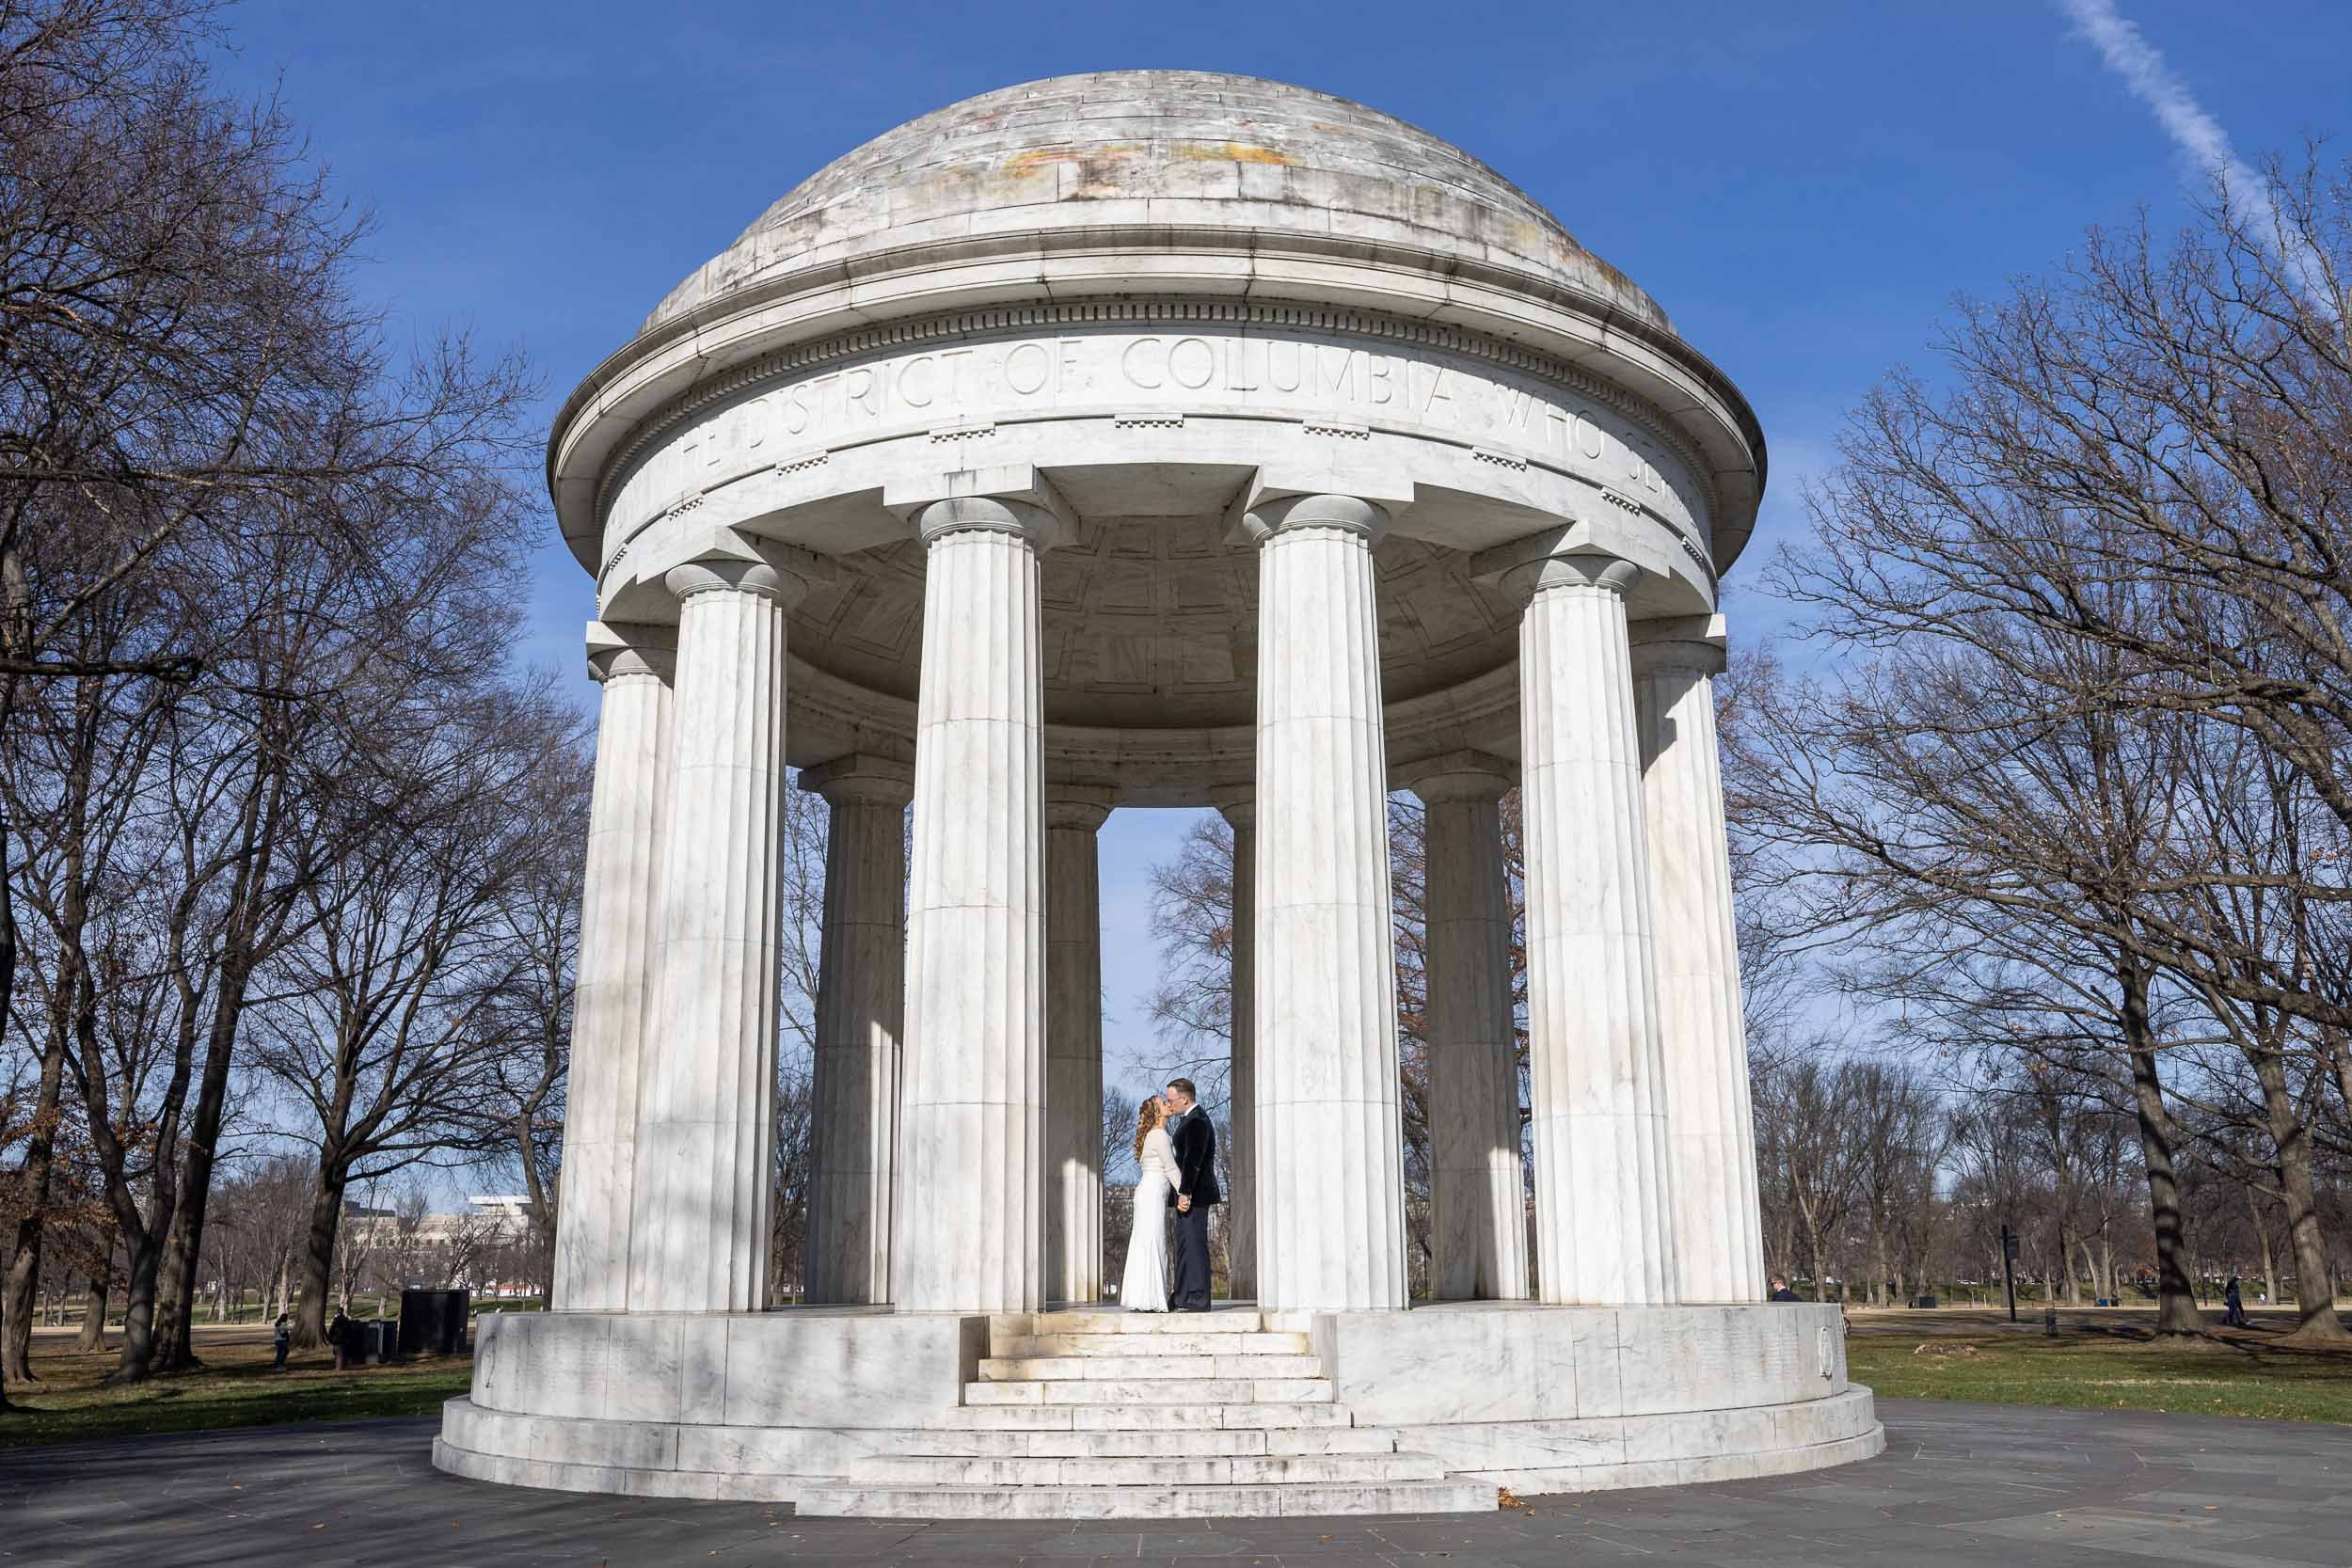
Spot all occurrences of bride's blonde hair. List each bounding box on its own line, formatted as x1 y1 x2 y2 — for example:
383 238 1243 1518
1132 1096 1165 1163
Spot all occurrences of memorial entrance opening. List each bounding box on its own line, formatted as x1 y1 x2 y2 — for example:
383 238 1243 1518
433 71 1882 1517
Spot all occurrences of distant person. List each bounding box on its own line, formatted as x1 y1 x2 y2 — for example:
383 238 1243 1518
272 1313 291 1370
2224 1276 2248 1327
1768 1276 1800 1303
329 1307 353 1370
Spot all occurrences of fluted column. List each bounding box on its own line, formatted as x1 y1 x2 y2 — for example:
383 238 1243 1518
629 546 816 1312
1632 622 1765 1303
552 624 674 1311
1212 789 1257 1302
1507 547 1678 1307
894 498 1052 1313
1406 754 1531 1302
1045 789 1113 1304
1247 493 1407 1312
803 755 914 1306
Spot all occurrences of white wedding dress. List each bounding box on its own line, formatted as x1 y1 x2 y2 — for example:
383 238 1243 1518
1120 1126 1178 1311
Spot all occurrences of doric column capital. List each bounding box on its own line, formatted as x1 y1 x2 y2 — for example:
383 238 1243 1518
583 620 675 684
663 537 826 608
915 494 1063 547
1396 749 1518 804
1239 492 1389 545
1045 784 1116 832
1497 547 1642 608
1208 784 1254 831
1628 613 1729 679
799 752 914 809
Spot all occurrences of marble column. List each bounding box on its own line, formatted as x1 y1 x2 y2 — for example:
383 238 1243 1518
1506 547 1679 1307
1631 621 1766 1303
803 755 914 1306
628 546 816 1313
1045 789 1113 1304
1245 493 1407 1313
1211 789 1257 1303
1406 754 1532 1302
551 624 674 1311
894 498 1052 1313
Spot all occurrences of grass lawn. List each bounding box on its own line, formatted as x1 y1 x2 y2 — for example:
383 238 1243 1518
1846 1309 2352 1423
0 1324 473 1449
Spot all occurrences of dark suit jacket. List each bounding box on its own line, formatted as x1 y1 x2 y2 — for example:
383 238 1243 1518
1169 1106 1221 1208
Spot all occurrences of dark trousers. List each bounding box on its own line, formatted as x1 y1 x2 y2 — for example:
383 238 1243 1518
1171 1201 1214 1309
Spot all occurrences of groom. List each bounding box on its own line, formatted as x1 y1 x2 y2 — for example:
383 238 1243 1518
1163 1078 1219 1311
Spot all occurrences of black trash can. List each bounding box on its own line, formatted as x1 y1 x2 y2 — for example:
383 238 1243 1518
398 1289 471 1356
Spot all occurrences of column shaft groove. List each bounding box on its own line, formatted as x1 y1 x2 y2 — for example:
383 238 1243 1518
629 578 790 1313
1518 569 1678 1306
1636 653 1767 1302
1252 515 1406 1312
896 526 1047 1312
552 651 672 1310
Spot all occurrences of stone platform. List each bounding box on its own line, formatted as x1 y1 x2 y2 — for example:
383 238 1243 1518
431 1301 1879 1516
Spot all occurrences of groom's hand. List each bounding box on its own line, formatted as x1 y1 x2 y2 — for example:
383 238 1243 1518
1177 1194 1192 1213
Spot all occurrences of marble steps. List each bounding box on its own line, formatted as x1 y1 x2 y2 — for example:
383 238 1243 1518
853 1451 1446 1487
993 1331 1311 1357
1007 1309 1309 1336
788 1305 1496 1519
978 1354 1325 1381
882 1426 1405 1459
928 1399 1354 1431
792 1479 1500 1520
965 1376 1332 1406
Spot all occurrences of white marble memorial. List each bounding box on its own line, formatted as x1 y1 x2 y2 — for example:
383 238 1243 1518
442 70 1876 1516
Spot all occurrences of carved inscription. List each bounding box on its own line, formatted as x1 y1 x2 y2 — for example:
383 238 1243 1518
622 329 1689 530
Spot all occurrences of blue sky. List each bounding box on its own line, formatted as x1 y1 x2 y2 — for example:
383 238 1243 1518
208 0 2345 1104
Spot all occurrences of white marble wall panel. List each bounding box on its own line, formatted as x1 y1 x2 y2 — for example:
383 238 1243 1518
1314 1305 1579 1424
472 1312 688 1423
1248 495 1408 1312
552 626 673 1311
469 1309 978 1427
1509 552 1678 1307
804 756 914 1305
1632 626 1766 1304
1314 1303 1849 1426
896 505 1051 1311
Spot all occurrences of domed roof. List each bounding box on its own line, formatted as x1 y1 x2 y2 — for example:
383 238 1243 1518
644 71 1672 336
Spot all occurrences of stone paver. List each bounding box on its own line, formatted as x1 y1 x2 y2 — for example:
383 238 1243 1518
4 1399 2349 1566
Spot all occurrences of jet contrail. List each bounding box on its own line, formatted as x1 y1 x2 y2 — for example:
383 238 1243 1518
2057 0 2262 194
2054 0 2328 303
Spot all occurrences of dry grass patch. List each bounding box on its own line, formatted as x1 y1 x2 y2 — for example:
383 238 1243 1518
0 1325 472 1449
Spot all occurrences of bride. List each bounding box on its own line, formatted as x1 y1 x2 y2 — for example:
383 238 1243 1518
1120 1094 1177 1312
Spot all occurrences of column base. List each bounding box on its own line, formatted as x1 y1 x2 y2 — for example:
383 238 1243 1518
433 1303 1879 1511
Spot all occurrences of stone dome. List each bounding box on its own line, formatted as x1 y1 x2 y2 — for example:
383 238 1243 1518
644 71 1673 338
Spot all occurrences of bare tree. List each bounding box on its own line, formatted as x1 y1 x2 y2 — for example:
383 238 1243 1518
256 687 570 1347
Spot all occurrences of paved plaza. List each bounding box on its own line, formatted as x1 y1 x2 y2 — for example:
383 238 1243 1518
5 1398 2348 1566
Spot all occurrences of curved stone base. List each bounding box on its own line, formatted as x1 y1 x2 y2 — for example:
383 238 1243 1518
432 1303 1881 1511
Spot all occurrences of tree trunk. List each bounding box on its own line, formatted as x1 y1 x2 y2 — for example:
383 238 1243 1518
151 947 261 1373
2248 1036 2346 1342
151 757 280 1374
2 1022 67 1383
2119 958 2202 1335
2248 1182 2279 1308
103 1224 167 1384
293 1174 343 1350
75 1274 107 1352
